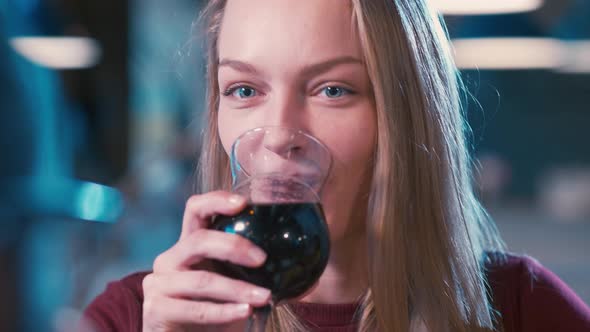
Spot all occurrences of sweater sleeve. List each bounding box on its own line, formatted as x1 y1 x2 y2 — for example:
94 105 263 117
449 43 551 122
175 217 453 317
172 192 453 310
81 272 149 332
517 256 590 332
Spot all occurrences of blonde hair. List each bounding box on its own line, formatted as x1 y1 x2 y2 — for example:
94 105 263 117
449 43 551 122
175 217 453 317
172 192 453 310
197 0 506 331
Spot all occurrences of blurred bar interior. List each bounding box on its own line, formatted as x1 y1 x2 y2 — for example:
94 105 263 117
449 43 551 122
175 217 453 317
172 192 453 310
0 0 589 331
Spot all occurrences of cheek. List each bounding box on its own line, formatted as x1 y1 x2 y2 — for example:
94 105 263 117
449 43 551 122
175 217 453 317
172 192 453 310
317 105 376 196
325 130 375 200
318 112 376 170
336 126 375 165
318 112 375 236
217 109 245 155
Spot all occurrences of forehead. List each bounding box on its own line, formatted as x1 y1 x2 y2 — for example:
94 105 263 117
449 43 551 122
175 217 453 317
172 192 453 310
218 0 362 65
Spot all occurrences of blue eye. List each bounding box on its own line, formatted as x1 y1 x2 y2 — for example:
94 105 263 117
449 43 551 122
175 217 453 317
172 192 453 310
224 86 257 99
322 86 349 98
236 87 256 98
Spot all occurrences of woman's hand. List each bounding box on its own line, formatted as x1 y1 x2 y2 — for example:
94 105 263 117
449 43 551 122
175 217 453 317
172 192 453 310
142 191 271 332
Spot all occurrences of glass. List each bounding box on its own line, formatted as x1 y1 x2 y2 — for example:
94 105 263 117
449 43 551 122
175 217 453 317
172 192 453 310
211 126 332 331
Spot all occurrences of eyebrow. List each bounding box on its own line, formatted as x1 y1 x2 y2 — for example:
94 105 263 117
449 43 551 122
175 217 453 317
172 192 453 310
218 59 260 75
218 56 364 77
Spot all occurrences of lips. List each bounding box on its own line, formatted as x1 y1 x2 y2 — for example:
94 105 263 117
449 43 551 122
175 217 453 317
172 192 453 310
248 174 321 203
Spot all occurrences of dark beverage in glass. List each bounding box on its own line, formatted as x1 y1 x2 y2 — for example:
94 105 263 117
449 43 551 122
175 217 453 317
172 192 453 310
212 203 330 303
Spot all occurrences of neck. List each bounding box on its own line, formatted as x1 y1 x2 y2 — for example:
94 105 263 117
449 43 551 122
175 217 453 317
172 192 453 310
300 229 368 304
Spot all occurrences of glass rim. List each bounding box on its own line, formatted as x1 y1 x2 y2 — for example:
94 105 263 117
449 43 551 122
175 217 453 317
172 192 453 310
230 126 333 180
232 173 321 203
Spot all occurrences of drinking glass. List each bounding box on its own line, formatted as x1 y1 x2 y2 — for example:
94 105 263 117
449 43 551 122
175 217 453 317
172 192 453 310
211 126 332 331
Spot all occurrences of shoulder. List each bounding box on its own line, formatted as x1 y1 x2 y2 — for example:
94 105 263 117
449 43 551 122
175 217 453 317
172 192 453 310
82 271 150 332
91 271 150 307
116 271 151 299
484 252 590 332
484 251 550 289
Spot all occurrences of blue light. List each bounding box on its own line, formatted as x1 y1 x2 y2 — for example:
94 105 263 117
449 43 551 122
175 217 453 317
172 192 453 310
75 182 123 223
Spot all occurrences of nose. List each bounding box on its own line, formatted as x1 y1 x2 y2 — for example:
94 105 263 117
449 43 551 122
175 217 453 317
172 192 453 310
264 86 306 129
258 87 310 158
262 127 304 158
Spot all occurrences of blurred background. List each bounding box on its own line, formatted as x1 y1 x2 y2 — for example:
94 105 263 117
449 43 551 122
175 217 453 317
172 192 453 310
0 0 588 330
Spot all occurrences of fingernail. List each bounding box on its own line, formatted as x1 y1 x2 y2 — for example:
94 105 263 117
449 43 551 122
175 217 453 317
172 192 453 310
250 288 271 302
248 247 267 263
236 303 250 316
228 195 244 206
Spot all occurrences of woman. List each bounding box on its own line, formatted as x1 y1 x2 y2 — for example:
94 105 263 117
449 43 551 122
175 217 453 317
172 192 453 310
83 0 590 331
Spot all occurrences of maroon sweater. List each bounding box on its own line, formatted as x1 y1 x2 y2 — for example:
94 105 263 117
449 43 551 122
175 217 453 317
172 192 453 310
83 253 590 331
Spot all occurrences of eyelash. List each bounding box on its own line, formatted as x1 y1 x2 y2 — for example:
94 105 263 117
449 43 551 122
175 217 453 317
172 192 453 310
221 84 355 99
318 86 354 98
222 85 258 98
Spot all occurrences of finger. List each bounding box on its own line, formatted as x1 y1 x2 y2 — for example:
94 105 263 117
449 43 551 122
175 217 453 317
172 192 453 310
143 296 252 325
153 229 267 272
143 271 271 306
181 191 247 239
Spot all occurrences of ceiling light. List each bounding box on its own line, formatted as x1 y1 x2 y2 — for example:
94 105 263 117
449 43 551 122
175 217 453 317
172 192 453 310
10 36 101 69
432 0 543 15
452 38 563 70
557 41 590 73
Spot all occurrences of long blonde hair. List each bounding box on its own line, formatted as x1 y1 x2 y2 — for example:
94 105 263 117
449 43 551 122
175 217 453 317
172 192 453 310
196 0 505 331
